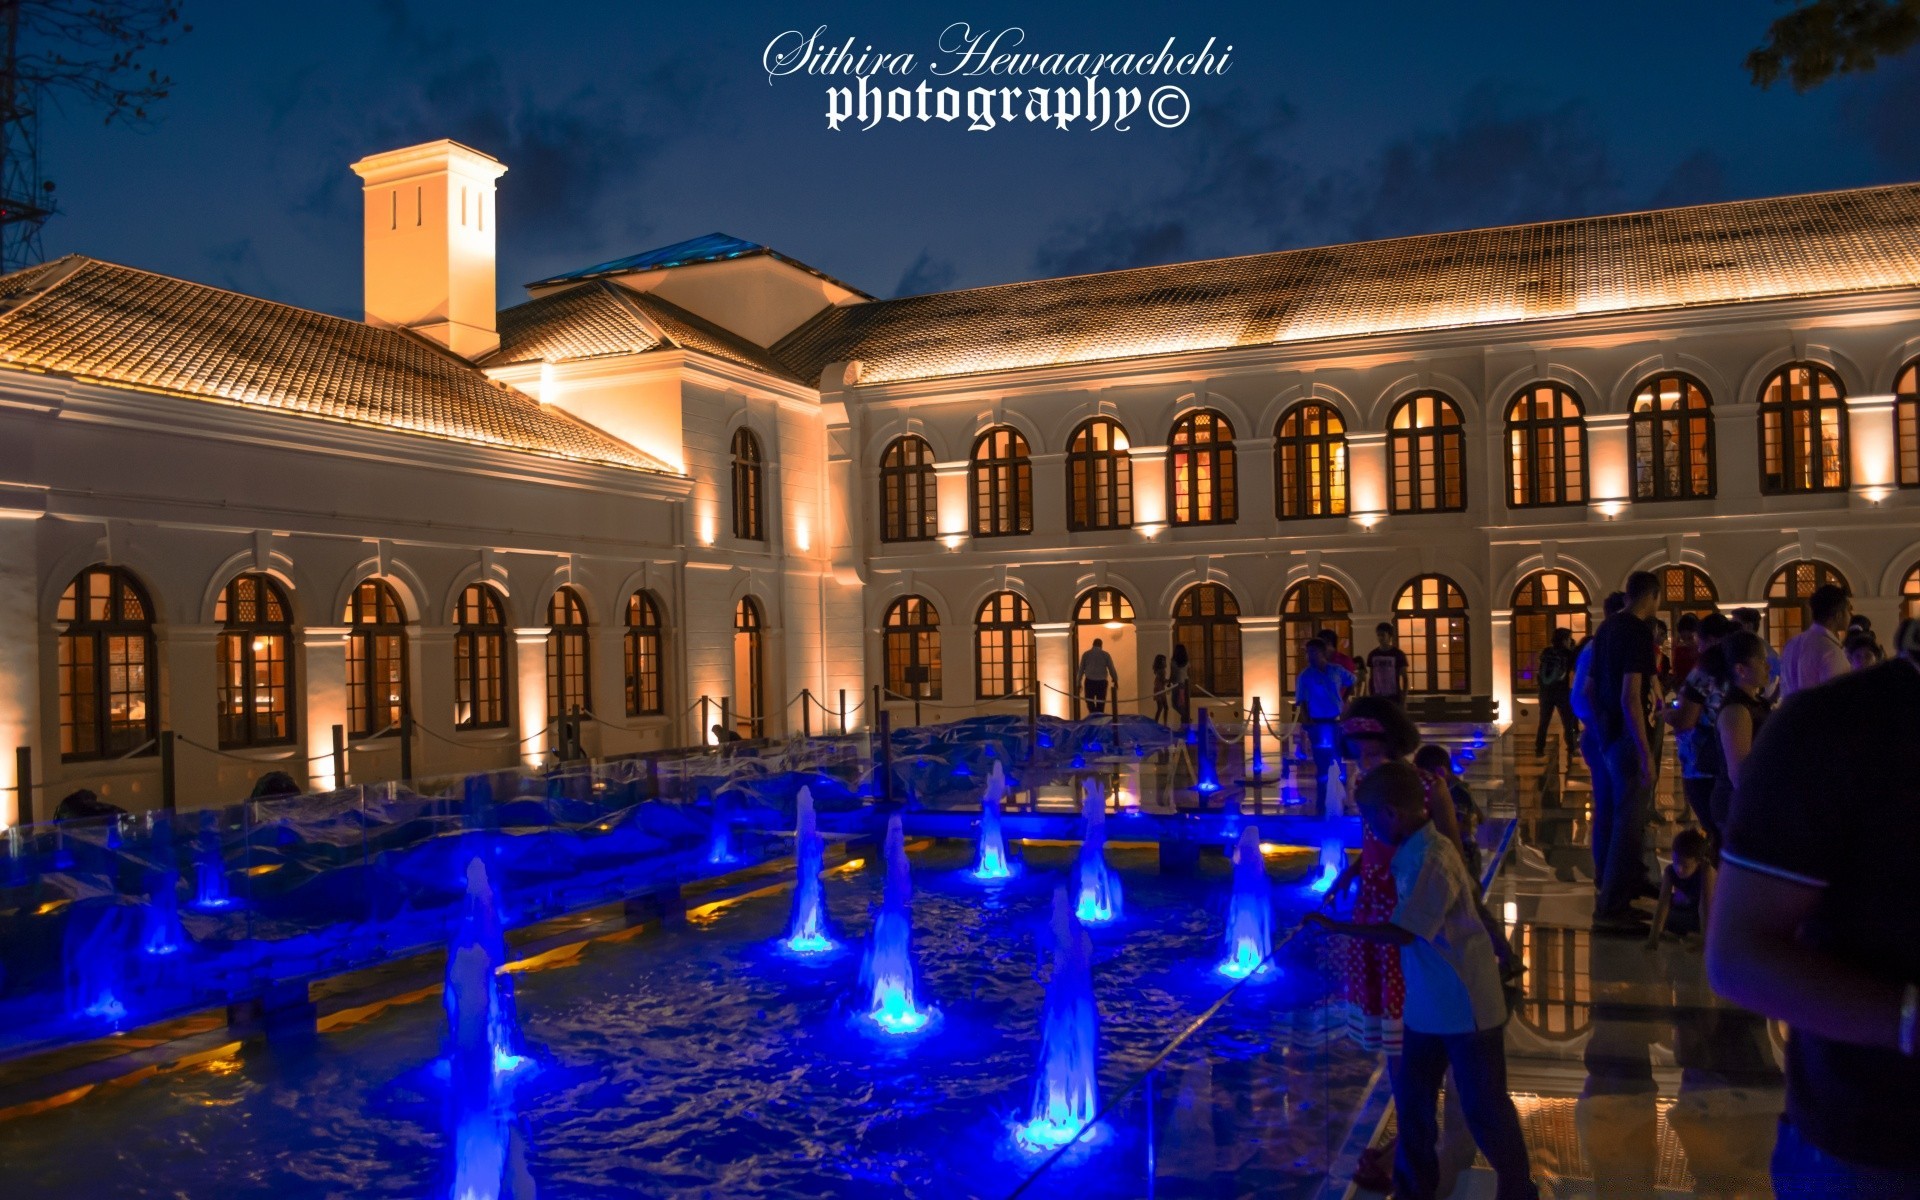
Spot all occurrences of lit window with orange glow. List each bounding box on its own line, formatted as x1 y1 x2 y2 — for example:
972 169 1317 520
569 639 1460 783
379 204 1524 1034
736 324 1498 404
1764 560 1849 653
1172 583 1242 697
1168 410 1237 526
1657 565 1719 640
1900 563 1920 623
1394 574 1470 694
545 587 591 721
878 435 938 543
1274 401 1347 521
56 566 159 761
1630 374 1715 501
1073 587 1136 644
1505 384 1588 509
1897 360 1919 489
974 591 1036 700
454 583 511 731
344 579 409 738
1066 418 1133 531
1281 578 1352 695
216 573 295 749
731 428 766 542
883 595 942 700
1759 363 1849 495
623 591 665 717
970 427 1033 537
1388 392 1466 515
1510 571 1590 696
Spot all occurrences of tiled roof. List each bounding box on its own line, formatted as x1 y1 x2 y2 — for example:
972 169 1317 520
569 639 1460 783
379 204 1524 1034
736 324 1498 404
527 231 871 298
489 279 808 382
0 256 673 473
773 182 1920 386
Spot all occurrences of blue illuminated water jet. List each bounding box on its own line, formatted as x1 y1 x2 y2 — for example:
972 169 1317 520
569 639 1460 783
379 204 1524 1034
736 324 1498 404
1217 827 1273 980
972 762 1013 881
1016 887 1100 1150
140 869 186 956
1193 709 1221 794
784 786 837 955
861 814 933 1034
444 857 530 1081
1074 779 1122 925
189 814 237 911
1322 768 1348 818
706 796 737 865
1312 836 1347 894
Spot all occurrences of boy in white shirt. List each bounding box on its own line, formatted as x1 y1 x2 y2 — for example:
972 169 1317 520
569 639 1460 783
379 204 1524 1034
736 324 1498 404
1309 761 1539 1200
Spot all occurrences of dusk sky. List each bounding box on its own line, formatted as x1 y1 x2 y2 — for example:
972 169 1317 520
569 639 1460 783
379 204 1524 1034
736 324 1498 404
35 1 1920 317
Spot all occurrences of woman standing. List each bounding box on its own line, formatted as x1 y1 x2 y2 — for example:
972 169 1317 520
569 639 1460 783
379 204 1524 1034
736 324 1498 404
1150 653 1170 725
1167 643 1192 729
1703 630 1772 840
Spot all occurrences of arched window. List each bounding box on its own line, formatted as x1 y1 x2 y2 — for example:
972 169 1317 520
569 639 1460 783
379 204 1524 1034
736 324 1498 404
1274 401 1347 521
970 427 1032 537
344 579 408 738
975 592 1036 700
1066 418 1133 530
1631 374 1714 501
216 573 294 748
56 566 158 760
1281 579 1353 696
454 583 510 730
1765 559 1849 653
878 435 937 543
1759 363 1848 495
1505 384 1588 508
1656 565 1720 642
1172 583 1243 698
1389 392 1466 514
1510 571 1591 696
1168 410 1237 525
733 598 765 738
1901 563 1920 623
1898 360 1919 489
731 427 765 541
546 587 590 720
1394 575 1470 694
624 591 664 717
883 596 942 700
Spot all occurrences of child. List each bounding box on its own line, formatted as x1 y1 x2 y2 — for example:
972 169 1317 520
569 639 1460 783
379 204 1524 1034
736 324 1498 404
1308 762 1540 1200
1150 653 1169 725
1647 828 1712 949
1413 744 1482 881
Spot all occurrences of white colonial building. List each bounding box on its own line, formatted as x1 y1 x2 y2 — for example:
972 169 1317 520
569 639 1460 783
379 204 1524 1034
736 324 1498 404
3 137 1919 820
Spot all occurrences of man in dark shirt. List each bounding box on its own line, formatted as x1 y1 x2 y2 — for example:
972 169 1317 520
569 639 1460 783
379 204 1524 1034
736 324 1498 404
1585 570 1661 930
1709 618 1920 1195
1366 622 1410 706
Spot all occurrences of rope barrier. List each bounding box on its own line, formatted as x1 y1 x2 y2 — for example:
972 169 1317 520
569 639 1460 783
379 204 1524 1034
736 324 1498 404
173 733 302 765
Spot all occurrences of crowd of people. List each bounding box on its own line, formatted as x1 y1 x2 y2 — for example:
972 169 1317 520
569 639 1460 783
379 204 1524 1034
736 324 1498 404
1299 568 1919 1196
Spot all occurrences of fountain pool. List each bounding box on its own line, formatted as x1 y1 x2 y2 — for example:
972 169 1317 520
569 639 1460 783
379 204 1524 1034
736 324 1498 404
0 840 1365 1200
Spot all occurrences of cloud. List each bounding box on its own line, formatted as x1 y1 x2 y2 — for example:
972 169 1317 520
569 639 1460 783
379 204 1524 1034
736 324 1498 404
1309 87 1620 241
891 250 958 297
1649 150 1731 209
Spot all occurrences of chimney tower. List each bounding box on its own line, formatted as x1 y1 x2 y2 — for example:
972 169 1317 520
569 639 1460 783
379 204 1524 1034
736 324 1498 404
350 140 507 360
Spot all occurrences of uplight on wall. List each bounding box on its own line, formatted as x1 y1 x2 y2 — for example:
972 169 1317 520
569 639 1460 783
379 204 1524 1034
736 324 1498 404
941 533 967 551
1135 522 1165 540
794 515 812 553
1592 500 1627 520
1863 485 1894 506
1352 511 1384 531
697 509 717 546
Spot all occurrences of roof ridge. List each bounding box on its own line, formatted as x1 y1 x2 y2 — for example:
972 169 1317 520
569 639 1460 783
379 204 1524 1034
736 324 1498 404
816 178 1920 314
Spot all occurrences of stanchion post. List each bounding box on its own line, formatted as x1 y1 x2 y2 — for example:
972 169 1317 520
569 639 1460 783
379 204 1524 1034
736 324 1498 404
160 730 178 812
719 697 731 742
1026 690 1039 763
398 712 414 784
699 695 711 748
331 723 347 791
13 745 31 827
838 688 847 736
877 707 895 805
801 689 813 738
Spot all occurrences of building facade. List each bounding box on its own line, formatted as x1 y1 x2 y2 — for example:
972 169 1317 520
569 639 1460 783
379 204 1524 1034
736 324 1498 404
3 138 1919 820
